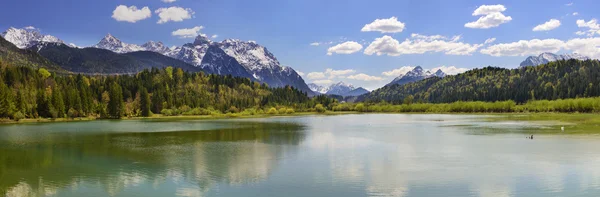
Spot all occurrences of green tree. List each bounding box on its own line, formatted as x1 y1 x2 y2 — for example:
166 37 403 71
108 82 124 119
140 87 151 117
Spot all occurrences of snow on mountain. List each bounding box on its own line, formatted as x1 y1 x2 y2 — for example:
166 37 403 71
141 41 171 54
93 34 146 53
308 83 330 94
519 52 591 67
387 66 447 86
218 39 278 71
1 27 63 49
326 81 356 95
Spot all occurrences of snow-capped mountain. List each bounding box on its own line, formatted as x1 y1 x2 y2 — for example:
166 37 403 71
387 66 446 86
309 81 370 96
93 34 146 53
1 27 63 49
519 52 590 67
308 83 330 94
141 41 171 54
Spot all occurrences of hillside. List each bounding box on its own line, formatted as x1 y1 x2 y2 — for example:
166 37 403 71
0 36 63 71
30 42 200 74
361 59 600 104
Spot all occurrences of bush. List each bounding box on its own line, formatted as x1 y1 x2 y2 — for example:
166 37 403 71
12 111 25 121
67 108 79 118
315 104 326 113
267 107 278 114
355 103 365 112
285 108 295 114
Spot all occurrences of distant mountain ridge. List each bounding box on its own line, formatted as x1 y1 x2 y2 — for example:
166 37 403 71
308 82 370 96
1 27 314 95
387 66 447 86
520 52 590 67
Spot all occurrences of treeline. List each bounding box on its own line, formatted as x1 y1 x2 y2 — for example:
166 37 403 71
331 97 600 113
363 59 600 104
0 61 335 120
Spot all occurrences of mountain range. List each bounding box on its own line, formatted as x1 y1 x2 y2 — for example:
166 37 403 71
1 27 313 95
387 66 447 87
519 52 590 67
308 81 370 97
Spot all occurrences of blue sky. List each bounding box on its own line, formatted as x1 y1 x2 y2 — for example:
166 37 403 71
2 0 600 90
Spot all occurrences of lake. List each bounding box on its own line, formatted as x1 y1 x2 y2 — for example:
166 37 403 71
1 114 600 197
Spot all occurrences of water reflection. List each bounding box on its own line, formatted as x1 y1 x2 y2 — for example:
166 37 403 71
0 121 306 197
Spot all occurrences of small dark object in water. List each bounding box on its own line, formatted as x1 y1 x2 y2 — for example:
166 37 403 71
530 135 533 139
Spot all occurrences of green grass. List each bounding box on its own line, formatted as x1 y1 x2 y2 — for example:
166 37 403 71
482 113 600 134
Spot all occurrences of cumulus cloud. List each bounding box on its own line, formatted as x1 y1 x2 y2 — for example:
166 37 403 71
211 34 218 39
576 19 600 36
326 68 356 78
480 37 600 59
327 41 363 55
364 35 482 56
307 72 326 80
573 12 579 16
162 0 177 3
155 7 194 24
381 66 415 77
361 17 406 33
312 79 334 85
310 42 320 46
24 26 36 30
484 38 496 44
112 5 151 23
465 4 512 29
347 73 384 81
533 19 561 31
171 26 204 38
480 39 564 56
430 66 469 75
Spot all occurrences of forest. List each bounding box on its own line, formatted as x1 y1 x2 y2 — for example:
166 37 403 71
0 59 335 120
362 59 600 104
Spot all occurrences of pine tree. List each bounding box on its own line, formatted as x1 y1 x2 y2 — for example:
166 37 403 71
108 82 124 119
140 87 151 117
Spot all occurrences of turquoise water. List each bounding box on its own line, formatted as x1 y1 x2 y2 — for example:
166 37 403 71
1 114 600 197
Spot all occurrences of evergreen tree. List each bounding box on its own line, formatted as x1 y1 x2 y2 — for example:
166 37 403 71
108 82 124 119
140 87 151 117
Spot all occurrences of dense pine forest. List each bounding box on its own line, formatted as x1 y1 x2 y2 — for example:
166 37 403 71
362 59 600 104
0 59 335 120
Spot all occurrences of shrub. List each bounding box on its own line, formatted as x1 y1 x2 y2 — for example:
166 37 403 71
315 104 326 113
285 108 295 114
12 111 25 121
267 107 278 114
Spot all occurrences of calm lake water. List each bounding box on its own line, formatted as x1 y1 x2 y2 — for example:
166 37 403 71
2 114 600 197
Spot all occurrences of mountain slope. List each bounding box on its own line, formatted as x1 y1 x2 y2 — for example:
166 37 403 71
520 52 590 67
199 45 253 78
326 81 356 95
308 83 329 94
31 42 200 74
345 87 370 97
1 27 63 49
361 59 600 104
387 66 446 86
0 36 63 71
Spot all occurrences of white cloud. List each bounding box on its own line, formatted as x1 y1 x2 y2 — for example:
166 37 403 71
575 31 587 36
326 68 356 78
573 12 579 16
576 19 600 36
364 35 482 56
381 66 415 77
171 26 204 38
361 17 406 33
162 0 177 3
430 66 469 75
533 19 561 31
155 7 194 24
484 38 496 44
480 39 565 56
465 5 512 29
480 37 600 59
327 41 363 55
310 42 320 46
24 26 36 30
312 79 334 85
347 73 384 81
307 72 326 80
211 34 218 39
566 2 573 6
565 37 600 59
111 5 151 23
